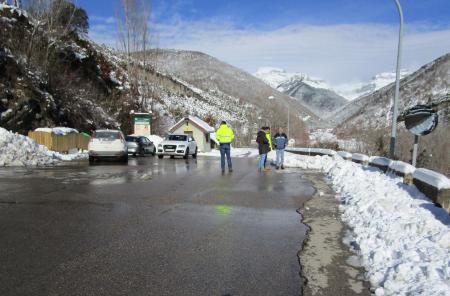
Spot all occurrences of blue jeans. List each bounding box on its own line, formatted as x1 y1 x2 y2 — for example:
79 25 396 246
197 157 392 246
220 143 232 170
258 154 267 169
276 149 285 167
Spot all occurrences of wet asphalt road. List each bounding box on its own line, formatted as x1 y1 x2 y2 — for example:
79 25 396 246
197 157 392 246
0 156 316 296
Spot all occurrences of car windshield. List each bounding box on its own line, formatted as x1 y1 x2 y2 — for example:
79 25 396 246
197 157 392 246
167 135 187 141
126 136 139 142
95 131 120 140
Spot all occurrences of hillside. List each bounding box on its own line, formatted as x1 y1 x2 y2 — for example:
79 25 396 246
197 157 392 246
254 67 348 118
0 4 314 144
335 53 450 129
333 53 450 174
147 49 320 126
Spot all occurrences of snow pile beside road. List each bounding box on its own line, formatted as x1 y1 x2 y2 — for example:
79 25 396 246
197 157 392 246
0 128 86 166
148 135 164 146
274 152 450 295
200 148 259 158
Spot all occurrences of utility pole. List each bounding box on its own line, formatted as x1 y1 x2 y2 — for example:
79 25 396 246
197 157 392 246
287 108 290 139
389 0 404 159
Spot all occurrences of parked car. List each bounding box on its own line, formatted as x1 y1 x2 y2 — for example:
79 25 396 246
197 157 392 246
88 129 128 163
126 135 156 157
157 134 198 159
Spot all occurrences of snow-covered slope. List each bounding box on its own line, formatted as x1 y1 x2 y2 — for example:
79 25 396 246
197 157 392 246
334 53 450 129
254 67 347 118
334 70 410 101
254 67 331 90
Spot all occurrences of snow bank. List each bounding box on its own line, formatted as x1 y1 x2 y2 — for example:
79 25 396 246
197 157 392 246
148 135 164 146
413 168 450 190
200 148 259 158
0 128 86 166
273 152 450 295
389 161 416 175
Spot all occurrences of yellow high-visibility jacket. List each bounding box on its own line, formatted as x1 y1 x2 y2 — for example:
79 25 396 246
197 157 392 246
266 132 273 151
216 124 235 144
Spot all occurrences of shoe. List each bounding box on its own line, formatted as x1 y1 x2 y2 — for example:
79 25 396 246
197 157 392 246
263 168 271 172
281 165 285 170
276 166 279 170
221 169 225 174
229 168 233 173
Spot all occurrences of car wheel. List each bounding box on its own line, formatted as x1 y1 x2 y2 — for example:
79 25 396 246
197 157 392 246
193 148 198 159
89 156 95 164
158 155 164 159
152 147 156 156
122 154 128 163
132 152 136 157
183 148 189 159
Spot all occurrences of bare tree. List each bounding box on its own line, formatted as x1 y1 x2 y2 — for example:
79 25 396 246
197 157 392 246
115 0 155 113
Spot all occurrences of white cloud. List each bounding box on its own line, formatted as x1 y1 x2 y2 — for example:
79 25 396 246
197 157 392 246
89 17 450 85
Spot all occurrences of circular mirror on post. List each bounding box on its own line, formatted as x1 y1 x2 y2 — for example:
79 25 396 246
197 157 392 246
403 105 438 136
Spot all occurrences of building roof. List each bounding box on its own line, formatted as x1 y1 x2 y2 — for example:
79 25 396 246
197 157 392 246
169 116 215 134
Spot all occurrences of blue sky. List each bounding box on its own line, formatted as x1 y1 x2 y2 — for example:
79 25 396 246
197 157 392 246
79 0 450 84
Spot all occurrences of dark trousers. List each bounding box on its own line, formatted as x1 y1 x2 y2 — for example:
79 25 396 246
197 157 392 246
219 143 232 170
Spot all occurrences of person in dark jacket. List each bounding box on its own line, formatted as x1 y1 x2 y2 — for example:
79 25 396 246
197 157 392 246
273 127 288 169
256 127 271 172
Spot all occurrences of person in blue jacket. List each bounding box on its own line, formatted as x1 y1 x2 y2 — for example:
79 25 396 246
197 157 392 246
273 127 288 170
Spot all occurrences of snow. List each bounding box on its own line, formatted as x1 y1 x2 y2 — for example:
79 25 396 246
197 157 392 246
334 70 411 101
1 108 12 119
370 156 393 167
35 127 79 135
413 168 450 190
254 67 331 91
269 152 450 295
199 148 259 158
147 135 164 146
389 161 416 175
0 128 87 166
352 153 369 162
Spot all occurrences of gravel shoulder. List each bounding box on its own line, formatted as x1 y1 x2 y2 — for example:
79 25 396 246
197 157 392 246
299 171 370 296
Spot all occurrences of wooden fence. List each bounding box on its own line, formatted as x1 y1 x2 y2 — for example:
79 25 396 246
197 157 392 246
28 131 90 153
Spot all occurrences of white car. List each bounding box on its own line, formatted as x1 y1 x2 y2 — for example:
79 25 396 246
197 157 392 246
88 129 128 163
157 134 198 159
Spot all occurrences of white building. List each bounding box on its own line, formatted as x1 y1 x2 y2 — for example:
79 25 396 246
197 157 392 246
169 116 218 152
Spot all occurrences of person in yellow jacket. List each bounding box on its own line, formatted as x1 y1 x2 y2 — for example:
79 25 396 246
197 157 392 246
216 121 235 173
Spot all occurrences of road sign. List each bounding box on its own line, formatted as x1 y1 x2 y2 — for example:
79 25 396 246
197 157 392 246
134 116 151 125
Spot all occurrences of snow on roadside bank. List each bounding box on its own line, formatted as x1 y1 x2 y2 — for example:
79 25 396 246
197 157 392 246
269 152 450 296
0 128 87 166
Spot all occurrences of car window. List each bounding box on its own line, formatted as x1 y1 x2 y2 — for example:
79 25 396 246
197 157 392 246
126 136 139 142
167 135 187 141
96 131 120 140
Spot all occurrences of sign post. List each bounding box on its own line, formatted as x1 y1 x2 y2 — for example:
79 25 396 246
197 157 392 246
131 112 152 137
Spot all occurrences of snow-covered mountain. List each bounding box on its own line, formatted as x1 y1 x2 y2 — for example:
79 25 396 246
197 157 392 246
254 67 347 118
334 70 411 101
254 67 331 90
